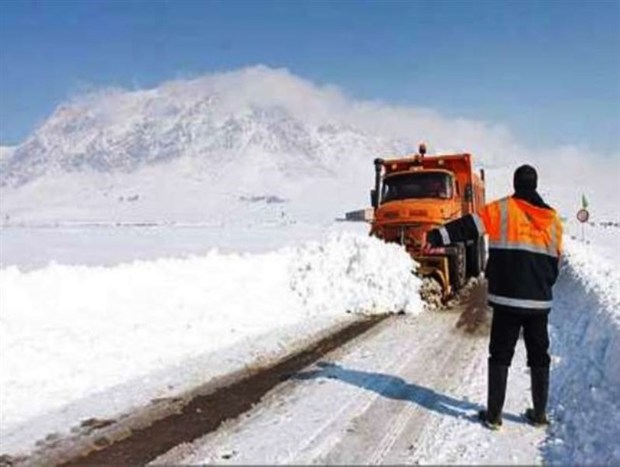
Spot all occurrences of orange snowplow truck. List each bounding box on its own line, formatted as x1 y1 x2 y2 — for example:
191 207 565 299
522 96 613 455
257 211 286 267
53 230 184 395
370 144 486 297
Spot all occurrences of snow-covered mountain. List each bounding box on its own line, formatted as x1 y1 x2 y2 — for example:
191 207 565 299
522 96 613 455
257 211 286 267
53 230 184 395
0 67 417 224
0 146 15 165
1 66 617 224
1 74 406 185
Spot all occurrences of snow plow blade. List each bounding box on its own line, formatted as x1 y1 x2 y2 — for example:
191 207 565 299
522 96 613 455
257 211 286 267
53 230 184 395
416 254 452 299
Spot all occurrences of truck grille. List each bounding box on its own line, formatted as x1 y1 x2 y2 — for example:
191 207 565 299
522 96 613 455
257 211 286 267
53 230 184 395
380 223 429 247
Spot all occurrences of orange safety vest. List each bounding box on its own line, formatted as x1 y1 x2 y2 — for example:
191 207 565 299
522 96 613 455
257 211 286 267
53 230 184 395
474 197 563 310
479 197 562 258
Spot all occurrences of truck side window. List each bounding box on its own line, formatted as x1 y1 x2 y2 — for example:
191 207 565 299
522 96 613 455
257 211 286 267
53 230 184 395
444 179 453 199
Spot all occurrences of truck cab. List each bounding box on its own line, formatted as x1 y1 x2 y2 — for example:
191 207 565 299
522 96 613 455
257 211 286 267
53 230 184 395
370 145 486 297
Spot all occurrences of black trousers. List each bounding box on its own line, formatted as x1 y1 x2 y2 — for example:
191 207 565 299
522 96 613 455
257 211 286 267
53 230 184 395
489 305 551 368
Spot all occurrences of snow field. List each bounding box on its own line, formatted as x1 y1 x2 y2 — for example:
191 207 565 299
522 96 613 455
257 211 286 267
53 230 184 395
0 232 423 436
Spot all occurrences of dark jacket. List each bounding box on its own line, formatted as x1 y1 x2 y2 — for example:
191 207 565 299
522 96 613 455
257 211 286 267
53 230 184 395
427 190 563 313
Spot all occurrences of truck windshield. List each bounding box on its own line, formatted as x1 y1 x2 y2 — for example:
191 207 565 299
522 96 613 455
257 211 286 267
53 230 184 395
382 172 452 202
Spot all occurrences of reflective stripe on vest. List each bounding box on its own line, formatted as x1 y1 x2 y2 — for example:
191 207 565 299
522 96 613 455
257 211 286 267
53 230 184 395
489 197 559 258
488 241 559 258
488 293 553 309
499 197 508 243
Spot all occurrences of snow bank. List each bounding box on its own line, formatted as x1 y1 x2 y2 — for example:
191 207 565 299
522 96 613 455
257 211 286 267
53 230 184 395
0 232 423 435
560 236 620 318
289 233 420 315
545 236 620 464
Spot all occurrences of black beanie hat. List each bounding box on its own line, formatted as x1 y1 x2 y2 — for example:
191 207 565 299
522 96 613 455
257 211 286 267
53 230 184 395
514 164 538 191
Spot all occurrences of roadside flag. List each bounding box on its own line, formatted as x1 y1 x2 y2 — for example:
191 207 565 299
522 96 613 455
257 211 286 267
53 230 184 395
581 194 589 209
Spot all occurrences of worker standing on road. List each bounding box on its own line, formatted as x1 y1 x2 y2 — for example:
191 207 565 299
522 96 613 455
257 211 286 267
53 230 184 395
425 165 563 430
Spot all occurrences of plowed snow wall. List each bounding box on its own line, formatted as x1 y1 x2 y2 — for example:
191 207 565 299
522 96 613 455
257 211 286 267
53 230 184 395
545 238 620 464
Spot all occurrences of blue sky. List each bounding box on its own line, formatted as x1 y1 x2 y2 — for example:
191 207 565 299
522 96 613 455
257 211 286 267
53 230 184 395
1 0 619 153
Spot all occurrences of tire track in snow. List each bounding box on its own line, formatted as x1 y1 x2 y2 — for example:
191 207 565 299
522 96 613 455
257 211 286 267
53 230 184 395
317 311 483 465
291 316 446 464
367 328 469 465
286 344 419 462
153 315 426 465
154 290 490 465
21 315 388 466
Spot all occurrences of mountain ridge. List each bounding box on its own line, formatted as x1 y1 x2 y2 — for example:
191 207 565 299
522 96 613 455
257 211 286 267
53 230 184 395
0 66 409 188
3 66 615 224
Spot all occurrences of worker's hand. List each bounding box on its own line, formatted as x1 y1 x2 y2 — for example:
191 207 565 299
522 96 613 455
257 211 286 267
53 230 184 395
421 243 433 255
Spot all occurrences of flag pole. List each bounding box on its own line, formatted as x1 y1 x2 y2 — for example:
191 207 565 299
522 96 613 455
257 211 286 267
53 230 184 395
581 222 585 242
579 193 589 243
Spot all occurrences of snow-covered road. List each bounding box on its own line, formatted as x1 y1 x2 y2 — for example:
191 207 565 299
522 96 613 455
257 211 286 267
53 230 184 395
1 226 618 465
153 283 546 466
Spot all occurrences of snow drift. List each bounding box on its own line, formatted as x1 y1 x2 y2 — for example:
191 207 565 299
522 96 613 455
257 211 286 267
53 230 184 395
0 232 423 435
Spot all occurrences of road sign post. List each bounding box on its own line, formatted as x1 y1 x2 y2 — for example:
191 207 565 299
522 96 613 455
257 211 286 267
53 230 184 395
576 208 589 242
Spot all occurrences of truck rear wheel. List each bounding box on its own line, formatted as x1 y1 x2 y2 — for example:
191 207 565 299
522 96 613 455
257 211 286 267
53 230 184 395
479 236 487 274
466 236 483 278
450 243 467 291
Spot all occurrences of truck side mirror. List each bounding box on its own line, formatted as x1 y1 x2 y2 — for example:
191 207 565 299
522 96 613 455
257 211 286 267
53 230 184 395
465 184 473 202
370 189 378 208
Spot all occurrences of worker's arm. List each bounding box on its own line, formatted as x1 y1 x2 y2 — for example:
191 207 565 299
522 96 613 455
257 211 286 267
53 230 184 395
426 202 499 247
426 214 483 246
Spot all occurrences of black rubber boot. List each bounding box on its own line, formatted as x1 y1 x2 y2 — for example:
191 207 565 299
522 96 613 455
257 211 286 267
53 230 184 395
525 366 550 426
479 363 509 430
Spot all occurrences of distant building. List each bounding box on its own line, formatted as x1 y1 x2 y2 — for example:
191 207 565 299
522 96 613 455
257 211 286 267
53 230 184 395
344 208 374 222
